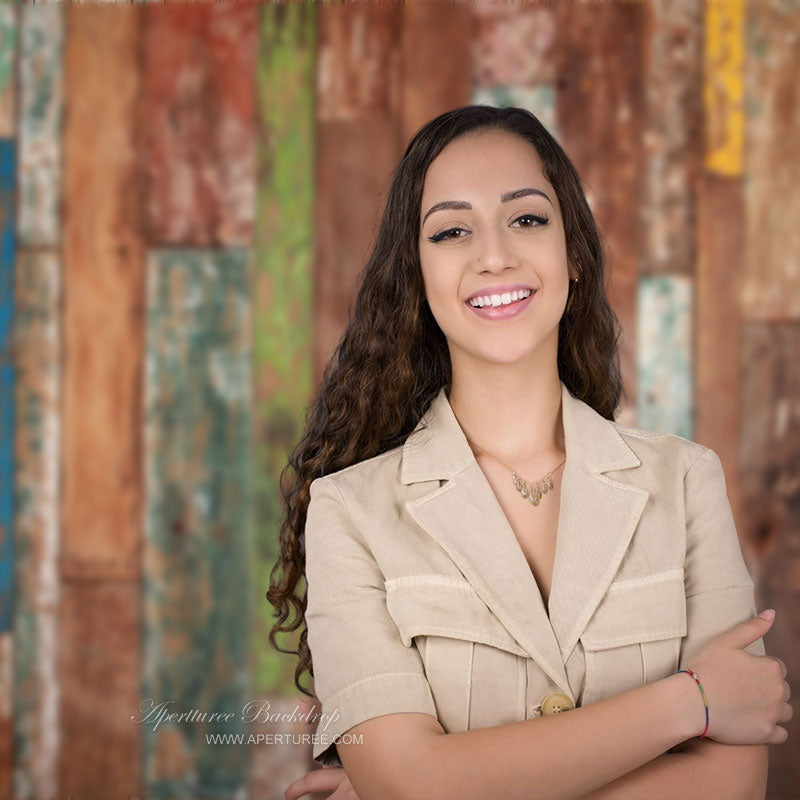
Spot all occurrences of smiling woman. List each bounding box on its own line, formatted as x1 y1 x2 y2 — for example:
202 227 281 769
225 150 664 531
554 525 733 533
269 105 790 800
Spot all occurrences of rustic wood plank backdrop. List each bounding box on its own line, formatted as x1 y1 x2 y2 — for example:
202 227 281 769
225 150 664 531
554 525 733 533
0 1 796 798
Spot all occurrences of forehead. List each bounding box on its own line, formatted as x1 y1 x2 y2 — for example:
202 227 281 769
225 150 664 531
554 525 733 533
421 130 549 199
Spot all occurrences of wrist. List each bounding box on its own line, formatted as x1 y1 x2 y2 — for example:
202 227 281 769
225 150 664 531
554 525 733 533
660 671 708 743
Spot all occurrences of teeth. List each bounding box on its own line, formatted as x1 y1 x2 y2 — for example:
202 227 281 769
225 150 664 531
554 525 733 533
468 288 532 308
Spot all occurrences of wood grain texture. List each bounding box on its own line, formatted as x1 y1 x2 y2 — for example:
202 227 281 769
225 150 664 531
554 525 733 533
472 1 556 88
402 0 471 145
12 250 61 800
143 249 250 797
314 0 405 380
252 1 315 704
639 0 702 277
739 322 800 797
18 3 63 248
62 5 144 580
694 173 744 510
636 275 692 438
703 0 744 176
141 3 257 246
741 0 800 321
316 0 402 122
554 0 646 426
59 581 141 799
0 6 16 138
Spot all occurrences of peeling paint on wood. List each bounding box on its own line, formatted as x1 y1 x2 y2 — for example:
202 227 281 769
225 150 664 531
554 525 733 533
473 1 556 88
252 2 314 701
637 275 692 438
316 1 402 121
472 85 558 140
741 0 800 320
143 248 251 797
704 0 744 175
18 4 63 248
639 0 702 276
12 250 60 800
0 6 16 138
142 4 257 246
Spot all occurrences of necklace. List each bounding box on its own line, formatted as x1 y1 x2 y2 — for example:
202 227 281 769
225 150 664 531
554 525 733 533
467 439 566 507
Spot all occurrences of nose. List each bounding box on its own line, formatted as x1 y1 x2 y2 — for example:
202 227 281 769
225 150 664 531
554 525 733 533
474 225 521 273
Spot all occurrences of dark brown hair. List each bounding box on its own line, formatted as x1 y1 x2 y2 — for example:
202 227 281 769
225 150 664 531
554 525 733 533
267 104 623 697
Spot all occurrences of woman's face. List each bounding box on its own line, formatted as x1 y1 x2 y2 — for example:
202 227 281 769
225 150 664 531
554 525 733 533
418 129 572 369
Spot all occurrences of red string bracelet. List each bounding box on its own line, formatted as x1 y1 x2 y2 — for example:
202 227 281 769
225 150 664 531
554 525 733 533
675 667 709 738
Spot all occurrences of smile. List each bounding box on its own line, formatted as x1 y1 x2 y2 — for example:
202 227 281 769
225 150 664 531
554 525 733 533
465 289 536 320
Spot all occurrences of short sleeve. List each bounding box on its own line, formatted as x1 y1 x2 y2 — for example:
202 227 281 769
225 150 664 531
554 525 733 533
678 447 766 671
304 476 437 767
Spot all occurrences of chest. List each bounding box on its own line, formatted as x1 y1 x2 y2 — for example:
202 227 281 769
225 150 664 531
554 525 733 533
477 458 563 611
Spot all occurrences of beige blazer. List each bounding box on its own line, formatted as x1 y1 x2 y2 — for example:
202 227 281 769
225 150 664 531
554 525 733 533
304 380 765 767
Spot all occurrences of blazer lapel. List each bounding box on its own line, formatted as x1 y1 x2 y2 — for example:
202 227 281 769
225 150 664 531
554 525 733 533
401 380 649 700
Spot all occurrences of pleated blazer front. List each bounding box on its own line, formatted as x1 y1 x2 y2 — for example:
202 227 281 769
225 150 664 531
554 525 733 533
303 380 765 767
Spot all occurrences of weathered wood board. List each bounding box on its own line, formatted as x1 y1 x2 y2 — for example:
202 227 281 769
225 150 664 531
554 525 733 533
143 248 250 797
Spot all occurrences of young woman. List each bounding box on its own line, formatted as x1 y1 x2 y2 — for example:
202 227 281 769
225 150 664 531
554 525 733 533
270 105 791 800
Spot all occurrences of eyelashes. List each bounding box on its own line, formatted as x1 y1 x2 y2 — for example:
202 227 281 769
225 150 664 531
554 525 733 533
426 213 550 244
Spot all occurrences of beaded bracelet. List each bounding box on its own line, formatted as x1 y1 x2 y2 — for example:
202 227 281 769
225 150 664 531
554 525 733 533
675 667 709 738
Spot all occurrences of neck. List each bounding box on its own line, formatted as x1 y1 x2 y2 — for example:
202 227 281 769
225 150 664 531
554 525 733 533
447 369 565 474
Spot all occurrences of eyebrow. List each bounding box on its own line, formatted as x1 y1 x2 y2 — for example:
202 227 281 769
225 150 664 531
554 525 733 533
422 187 553 225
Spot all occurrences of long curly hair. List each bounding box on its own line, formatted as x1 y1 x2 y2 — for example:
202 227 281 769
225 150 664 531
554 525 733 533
267 104 623 697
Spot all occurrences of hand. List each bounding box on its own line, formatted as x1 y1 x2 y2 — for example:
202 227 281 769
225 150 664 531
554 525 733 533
285 765 361 800
684 610 792 745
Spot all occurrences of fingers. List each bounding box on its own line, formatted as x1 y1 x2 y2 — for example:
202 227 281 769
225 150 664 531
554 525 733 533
767 726 789 745
769 655 788 679
285 766 346 800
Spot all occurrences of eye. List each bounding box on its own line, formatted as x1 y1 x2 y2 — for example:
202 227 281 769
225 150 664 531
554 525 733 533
513 213 550 228
427 227 467 243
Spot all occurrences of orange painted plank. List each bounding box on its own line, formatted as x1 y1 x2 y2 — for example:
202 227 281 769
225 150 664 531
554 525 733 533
62 5 144 580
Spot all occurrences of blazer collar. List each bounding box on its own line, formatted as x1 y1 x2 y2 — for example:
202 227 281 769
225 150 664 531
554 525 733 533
400 381 649 701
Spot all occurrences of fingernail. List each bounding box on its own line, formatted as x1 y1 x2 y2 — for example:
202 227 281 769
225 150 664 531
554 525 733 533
759 609 775 620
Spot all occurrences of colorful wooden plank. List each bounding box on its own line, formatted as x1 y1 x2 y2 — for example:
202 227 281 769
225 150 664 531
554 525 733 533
315 1 405 379
703 0 744 176
141 3 257 246
0 6 16 138
741 0 800 320
639 0 702 276
62 5 143 580
694 174 744 504
143 248 250 797
636 275 692 438
554 0 646 426
739 321 800 796
0 139 16 634
0 633 10 798
402 0 471 144
316 0 402 122
12 250 61 800
472 1 556 88
18 3 63 248
59 581 141 797
251 1 315 705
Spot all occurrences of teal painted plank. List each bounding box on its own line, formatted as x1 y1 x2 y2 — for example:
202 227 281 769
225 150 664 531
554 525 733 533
637 275 693 438
143 249 251 796
253 2 315 696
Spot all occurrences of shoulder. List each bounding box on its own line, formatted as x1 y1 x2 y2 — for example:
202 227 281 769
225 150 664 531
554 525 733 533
609 419 710 477
309 442 407 505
